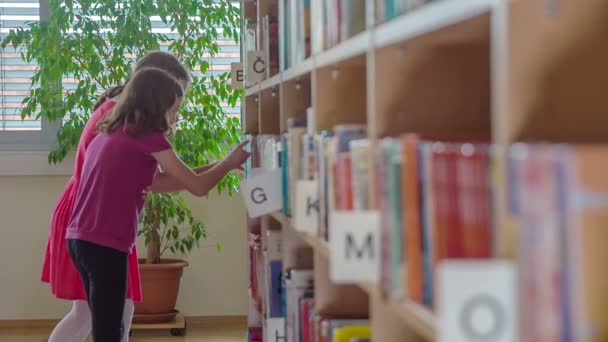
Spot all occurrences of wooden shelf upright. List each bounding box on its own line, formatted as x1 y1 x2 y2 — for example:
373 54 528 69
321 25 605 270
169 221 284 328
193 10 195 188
241 0 608 341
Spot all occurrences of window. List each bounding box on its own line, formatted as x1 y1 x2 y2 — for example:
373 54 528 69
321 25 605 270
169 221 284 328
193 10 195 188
0 0 240 152
0 0 58 151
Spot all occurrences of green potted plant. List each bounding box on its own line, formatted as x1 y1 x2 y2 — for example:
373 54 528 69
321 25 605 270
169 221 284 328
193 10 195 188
2 0 242 323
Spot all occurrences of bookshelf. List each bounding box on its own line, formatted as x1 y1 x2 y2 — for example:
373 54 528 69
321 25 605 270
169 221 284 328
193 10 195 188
241 0 608 341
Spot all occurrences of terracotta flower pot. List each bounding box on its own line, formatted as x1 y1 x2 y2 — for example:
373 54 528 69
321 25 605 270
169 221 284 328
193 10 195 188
133 258 189 324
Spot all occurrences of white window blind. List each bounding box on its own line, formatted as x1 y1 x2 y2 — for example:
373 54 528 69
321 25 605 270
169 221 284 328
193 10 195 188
0 0 41 131
0 0 240 151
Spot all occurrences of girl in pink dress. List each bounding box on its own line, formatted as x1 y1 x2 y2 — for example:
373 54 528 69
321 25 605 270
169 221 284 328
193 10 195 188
41 51 190 342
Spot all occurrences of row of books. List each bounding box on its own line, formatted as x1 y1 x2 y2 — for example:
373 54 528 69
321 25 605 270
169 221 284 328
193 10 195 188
244 117 494 307
280 1 311 70
245 218 371 342
508 144 608 342
243 0 437 79
244 113 608 341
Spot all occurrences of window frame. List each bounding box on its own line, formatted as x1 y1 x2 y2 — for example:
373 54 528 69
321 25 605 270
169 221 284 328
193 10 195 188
0 0 58 152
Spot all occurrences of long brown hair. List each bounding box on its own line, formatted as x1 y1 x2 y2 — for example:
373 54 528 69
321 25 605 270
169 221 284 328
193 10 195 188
93 51 190 110
97 67 184 137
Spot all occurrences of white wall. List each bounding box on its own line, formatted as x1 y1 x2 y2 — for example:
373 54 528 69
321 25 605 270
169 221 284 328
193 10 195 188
0 176 248 320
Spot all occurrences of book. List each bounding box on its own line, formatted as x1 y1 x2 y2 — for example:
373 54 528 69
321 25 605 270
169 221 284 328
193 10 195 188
350 139 371 211
310 0 324 54
287 120 307 216
340 0 366 40
300 297 315 342
279 0 289 71
419 142 434 307
263 15 280 77
334 125 367 211
332 325 371 342
302 133 317 181
268 260 284 318
375 139 393 297
285 269 314 342
388 139 404 298
559 145 608 342
324 0 340 48
248 327 263 342
316 131 333 240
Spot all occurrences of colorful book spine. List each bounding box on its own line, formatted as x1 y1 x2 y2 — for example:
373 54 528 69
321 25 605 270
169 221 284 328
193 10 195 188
310 0 324 54
269 260 284 318
287 119 307 216
281 134 290 215
418 142 434 307
514 145 563 342
332 325 371 342
334 124 367 211
300 297 314 342
340 0 366 40
285 269 314 342
263 15 280 78
302 133 317 181
350 139 371 211
402 135 423 304
388 139 404 298
375 139 392 297
317 131 333 240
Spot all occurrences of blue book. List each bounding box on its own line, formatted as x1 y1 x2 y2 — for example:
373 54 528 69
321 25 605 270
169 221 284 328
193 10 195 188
281 273 287 317
269 260 283 317
418 143 433 306
281 134 290 215
388 140 404 297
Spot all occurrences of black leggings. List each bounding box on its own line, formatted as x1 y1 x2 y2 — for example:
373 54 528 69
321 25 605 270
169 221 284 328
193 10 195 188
67 239 127 342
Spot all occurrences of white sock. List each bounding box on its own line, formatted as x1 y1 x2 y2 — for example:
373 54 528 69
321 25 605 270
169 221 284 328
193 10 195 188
48 300 92 342
121 299 135 342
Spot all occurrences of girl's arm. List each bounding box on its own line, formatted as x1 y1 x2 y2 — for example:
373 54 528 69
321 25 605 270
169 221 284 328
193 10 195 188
148 163 218 194
150 141 250 197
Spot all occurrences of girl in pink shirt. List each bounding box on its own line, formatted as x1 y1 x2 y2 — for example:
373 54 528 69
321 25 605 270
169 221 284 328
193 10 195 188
43 51 192 342
66 66 249 342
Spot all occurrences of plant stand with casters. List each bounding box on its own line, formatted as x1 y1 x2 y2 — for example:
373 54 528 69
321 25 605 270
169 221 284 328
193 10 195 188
130 312 187 336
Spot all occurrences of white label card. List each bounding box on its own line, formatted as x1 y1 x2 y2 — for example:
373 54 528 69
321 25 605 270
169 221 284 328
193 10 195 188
329 211 380 284
437 261 517 342
266 318 286 342
230 62 244 89
241 169 283 218
247 50 266 84
294 180 319 235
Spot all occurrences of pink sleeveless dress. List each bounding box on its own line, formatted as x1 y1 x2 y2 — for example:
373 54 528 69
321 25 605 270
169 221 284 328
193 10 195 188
41 99 142 302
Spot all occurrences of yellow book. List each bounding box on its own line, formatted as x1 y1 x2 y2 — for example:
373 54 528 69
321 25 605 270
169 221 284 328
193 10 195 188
332 325 371 342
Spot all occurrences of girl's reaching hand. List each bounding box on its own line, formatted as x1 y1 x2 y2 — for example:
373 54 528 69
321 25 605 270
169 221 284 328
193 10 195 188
224 141 251 171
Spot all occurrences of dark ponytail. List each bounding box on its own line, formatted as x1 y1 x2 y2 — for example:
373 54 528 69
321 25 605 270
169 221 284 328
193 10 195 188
92 84 126 111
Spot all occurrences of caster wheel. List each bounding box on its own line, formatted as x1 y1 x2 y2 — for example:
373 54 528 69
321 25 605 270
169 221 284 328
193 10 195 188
170 328 185 336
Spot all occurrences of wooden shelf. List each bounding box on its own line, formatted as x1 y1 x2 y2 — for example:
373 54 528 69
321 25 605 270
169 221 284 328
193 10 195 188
270 212 329 258
282 57 314 83
242 1 608 340
315 31 371 69
373 0 495 48
269 212 435 339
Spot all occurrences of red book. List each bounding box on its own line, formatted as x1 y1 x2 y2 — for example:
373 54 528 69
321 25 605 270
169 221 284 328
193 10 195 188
335 152 353 210
445 144 464 258
455 144 491 258
300 298 314 342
